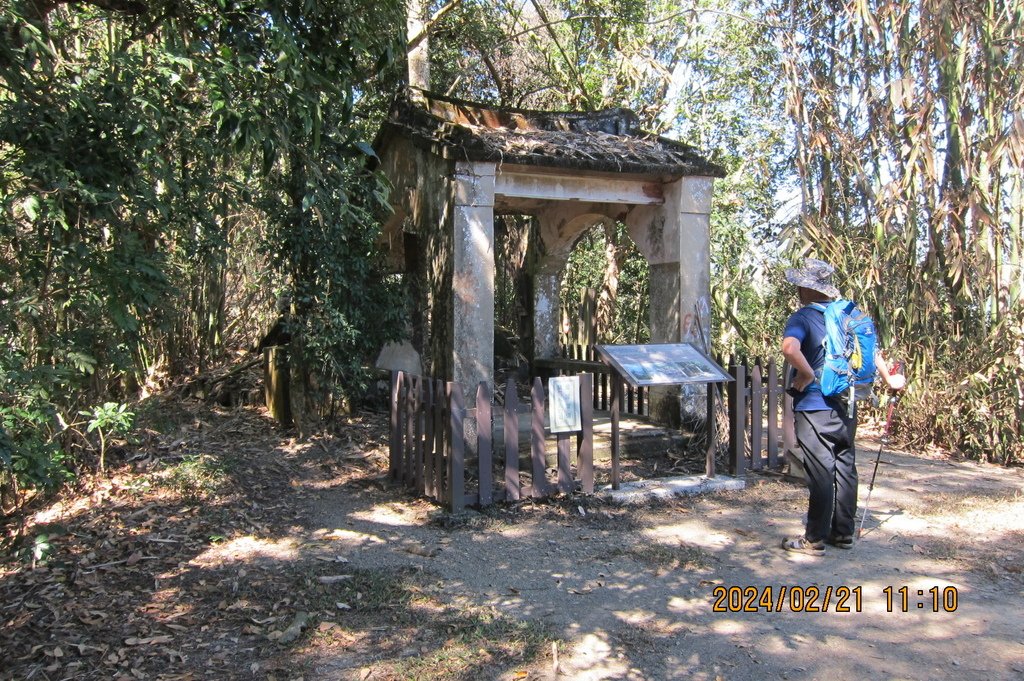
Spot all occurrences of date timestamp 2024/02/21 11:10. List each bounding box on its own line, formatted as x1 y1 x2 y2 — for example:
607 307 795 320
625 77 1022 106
711 585 960 613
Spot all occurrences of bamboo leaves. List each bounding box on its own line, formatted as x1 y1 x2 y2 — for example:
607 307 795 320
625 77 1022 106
774 0 1024 462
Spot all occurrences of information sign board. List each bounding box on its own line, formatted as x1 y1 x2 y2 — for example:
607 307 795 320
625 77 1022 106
548 375 582 433
595 343 732 388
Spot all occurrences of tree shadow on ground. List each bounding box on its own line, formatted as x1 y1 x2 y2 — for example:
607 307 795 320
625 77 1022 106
3 398 1022 680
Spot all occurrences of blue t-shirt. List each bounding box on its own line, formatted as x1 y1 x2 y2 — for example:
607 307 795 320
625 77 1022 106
783 305 843 412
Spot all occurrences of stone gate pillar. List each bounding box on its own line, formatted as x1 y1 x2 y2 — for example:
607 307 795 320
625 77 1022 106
452 161 497 391
626 177 714 426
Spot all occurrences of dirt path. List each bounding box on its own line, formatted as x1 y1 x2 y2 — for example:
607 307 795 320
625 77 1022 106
303 441 1024 680
2 403 1021 681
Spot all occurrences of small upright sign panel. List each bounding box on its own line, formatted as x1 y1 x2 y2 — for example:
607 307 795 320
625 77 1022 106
548 375 582 433
596 343 732 387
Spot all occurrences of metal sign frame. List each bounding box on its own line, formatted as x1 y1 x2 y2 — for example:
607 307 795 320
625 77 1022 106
595 343 732 388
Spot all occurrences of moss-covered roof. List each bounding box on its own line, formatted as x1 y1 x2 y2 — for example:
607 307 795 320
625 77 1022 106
374 91 726 178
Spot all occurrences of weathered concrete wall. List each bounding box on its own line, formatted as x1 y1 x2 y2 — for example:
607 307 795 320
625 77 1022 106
376 136 455 379
375 340 422 375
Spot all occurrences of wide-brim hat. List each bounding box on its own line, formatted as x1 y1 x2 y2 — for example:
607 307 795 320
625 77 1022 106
785 258 840 299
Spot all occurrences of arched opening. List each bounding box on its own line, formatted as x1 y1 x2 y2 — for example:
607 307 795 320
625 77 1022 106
493 214 536 394
560 220 650 348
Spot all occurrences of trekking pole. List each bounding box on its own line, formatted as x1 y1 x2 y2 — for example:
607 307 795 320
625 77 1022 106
857 362 903 538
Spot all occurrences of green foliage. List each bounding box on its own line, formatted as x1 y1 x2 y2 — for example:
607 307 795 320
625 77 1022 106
9 532 59 567
84 403 134 437
81 402 134 471
0 344 73 492
560 224 649 344
901 305 1024 465
0 0 407 499
30 533 54 565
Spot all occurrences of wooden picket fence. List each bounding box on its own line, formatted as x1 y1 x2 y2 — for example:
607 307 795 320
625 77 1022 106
536 346 790 476
534 344 648 416
724 359 791 475
389 371 595 511
388 357 789 511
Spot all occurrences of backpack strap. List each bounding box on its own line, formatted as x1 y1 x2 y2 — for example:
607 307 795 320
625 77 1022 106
807 303 828 352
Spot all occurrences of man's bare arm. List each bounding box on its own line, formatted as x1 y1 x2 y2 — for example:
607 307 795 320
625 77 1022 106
782 336 815 391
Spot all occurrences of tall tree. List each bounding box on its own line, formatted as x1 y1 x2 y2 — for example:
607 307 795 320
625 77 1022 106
419 0 786 349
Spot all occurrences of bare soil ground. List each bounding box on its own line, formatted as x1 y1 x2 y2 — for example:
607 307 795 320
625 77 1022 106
2 397 1022 681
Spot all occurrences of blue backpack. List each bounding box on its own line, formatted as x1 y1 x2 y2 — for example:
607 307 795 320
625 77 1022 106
811 300 877 404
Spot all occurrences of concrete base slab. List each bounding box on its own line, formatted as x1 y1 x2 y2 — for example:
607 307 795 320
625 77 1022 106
600 475 745 504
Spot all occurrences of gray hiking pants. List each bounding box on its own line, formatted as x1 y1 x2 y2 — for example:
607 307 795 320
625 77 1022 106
795 407 857 542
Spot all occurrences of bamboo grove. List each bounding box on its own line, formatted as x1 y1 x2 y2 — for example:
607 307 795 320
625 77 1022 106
1 0 406 500
771 0 1023 463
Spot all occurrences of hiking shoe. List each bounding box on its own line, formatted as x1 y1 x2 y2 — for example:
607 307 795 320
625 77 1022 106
781 536 825 555
827 534 854 549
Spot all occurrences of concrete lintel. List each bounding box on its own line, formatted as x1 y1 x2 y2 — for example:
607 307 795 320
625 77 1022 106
455 161 497 177
600 475 745 504
495 171 665 206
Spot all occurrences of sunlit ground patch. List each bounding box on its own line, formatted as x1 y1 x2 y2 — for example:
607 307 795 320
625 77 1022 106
189 535 301 565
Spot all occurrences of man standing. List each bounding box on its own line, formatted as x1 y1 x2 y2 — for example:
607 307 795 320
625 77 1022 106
781 259 905 554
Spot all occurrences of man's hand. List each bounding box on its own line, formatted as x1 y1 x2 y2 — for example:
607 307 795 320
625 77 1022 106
875 353 907 392
885 373 906 391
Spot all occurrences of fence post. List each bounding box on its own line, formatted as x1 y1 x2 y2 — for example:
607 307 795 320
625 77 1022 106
422 378 435 498
413 377 425 492
611 374 621 489
404 373 416 486
750 364 763 471
448 382 465 512
531 378 549 498
504 379 521 501
705 383 716 478
477 382 493 507
556 432 572 494
728 364 747 476
588 346 599 410
578 373 594 494
434 380 446 501
767 360 779 469
389 370 402 480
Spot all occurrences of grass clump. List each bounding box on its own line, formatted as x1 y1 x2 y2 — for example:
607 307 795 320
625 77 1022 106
389 608 555 681
163 454 227 502
323 567 418 612
601 541 712 570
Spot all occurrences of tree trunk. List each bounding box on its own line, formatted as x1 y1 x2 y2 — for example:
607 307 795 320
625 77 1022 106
596 222 623 342
264 346 292 426
407 0 430 91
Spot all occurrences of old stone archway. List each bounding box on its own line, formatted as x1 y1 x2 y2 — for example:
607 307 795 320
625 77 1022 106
374 91 724 424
